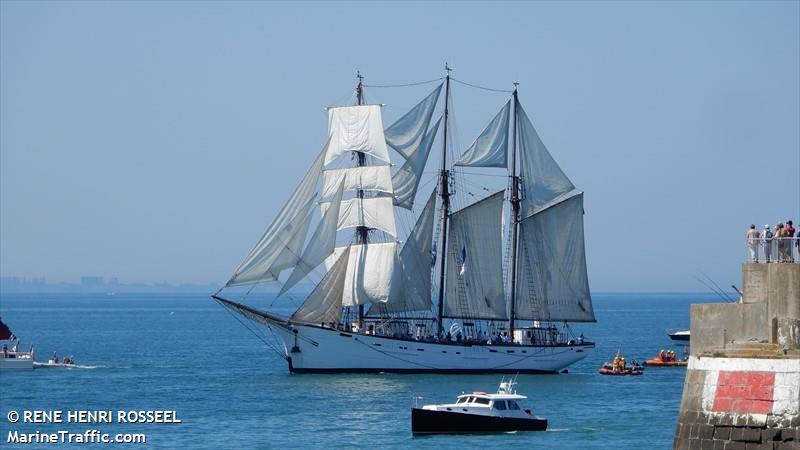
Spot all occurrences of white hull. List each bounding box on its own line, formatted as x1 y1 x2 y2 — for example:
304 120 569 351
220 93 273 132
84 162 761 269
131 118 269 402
271 323 592 373
0 356 34 371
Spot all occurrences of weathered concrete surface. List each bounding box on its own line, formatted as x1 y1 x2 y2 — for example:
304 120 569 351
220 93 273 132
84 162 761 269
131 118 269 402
690 303 769 356
674 263 799 450
743 263 800 350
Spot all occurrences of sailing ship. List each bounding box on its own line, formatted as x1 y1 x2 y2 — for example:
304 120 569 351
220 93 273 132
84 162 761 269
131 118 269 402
214 69 596 373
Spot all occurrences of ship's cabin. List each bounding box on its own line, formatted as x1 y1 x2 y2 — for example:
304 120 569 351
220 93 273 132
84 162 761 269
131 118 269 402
456 395 525 410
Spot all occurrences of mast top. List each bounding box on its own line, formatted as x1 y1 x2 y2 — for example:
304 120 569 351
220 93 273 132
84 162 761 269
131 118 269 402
356 71 365 105
513 81 519 90
445 63 453 76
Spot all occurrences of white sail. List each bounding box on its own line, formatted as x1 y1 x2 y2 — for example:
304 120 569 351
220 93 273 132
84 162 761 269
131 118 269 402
517 99 575 218
321 165 393 200
290 246 351 325
371 190 437 314
444 191 506 320
392 117 441 210
279 180 346 295
325 105 390 165
514 192 594 322
384 84 442 160
319 196 398 237
455 100 510 168
322 242 401 306
261 203 315 277
226 142 327 287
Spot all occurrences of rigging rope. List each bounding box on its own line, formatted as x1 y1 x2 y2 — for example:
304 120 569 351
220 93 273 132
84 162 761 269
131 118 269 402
215 298 287 359
363 77 445 88
451 77 514 93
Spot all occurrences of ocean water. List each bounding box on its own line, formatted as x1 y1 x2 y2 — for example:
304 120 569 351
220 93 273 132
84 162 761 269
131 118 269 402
0 293 724 449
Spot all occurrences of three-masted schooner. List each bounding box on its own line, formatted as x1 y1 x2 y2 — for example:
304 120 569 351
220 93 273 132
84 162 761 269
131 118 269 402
214 70 596 373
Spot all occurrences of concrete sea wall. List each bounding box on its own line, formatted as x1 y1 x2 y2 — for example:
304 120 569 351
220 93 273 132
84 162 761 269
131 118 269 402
674 264 800 450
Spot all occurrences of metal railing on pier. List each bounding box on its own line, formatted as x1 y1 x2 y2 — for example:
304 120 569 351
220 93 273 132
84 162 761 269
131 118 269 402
745 237 799 263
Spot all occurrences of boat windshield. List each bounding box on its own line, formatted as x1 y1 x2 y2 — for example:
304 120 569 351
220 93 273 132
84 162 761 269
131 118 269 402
493 400 507 410
507 401 521 410
473 397 490 405
456 397 467 404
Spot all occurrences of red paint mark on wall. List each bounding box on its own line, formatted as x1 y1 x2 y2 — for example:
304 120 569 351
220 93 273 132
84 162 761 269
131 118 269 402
712 371 775 414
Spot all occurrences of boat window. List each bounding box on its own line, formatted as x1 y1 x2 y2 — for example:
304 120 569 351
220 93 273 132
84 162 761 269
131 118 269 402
507 401 521 410
474 397 490 405
456 397 466 404
493 400 507 410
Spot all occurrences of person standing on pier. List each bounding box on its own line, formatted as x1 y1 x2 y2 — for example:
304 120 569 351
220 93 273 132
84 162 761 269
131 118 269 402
786 221 796 262
747 224 760 262
762 225 773 263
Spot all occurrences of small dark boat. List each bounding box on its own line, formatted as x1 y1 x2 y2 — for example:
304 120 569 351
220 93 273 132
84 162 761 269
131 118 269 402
599 362 644 376
411 379 547 434
599 354 643 376
667 329 690 341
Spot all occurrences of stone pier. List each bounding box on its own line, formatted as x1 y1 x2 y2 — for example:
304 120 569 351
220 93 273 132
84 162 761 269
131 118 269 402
673 263 800 450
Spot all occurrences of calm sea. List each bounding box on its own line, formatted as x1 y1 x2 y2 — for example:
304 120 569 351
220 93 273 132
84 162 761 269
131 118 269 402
0 293 724 449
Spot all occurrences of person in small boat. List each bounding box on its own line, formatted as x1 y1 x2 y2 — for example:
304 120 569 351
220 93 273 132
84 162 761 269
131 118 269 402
52 351 58 364
2 344 7 358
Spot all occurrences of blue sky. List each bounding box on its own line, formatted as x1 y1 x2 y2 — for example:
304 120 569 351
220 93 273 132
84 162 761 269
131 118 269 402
1 1 798 292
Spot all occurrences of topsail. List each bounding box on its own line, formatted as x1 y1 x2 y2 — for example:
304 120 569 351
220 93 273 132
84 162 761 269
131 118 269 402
516 99 575 217
384 84 442 160
325 105 390 165
455 100 510 168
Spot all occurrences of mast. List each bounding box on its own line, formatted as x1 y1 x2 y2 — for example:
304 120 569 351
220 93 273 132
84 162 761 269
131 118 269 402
435 64 452 336
508 85 520 337
355 71 368 327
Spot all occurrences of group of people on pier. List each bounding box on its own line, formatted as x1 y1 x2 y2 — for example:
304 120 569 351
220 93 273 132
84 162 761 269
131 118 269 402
746 220 799 263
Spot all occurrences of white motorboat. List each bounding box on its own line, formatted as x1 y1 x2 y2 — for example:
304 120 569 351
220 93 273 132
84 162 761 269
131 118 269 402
411 378 547 434
667 329 690 341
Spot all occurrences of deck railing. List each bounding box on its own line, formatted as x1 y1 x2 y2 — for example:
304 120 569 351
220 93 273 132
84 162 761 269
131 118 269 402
746 237 799 263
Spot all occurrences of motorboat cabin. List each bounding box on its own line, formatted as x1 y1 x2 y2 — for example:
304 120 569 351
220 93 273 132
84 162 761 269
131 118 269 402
411 379 547 434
